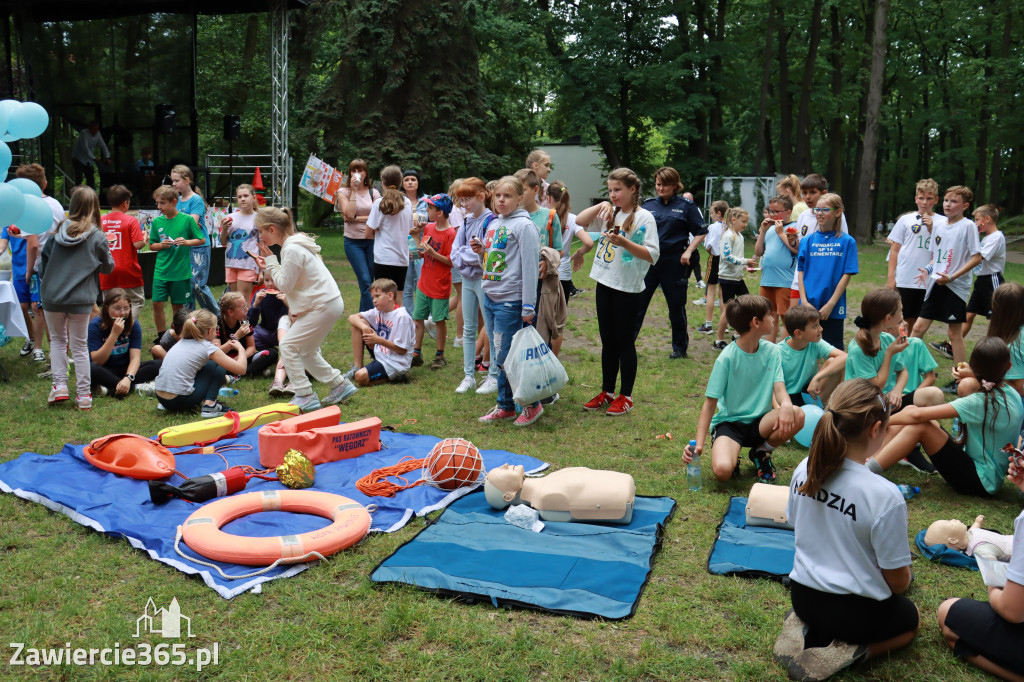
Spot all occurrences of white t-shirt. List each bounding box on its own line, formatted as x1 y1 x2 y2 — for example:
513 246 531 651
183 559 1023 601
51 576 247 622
788 458 911 601
359 306 414 376
367 195 413 267
928 217 980 302
704 220 724 256
155 338 219 395
1005 510 1024 586
888 212 947 289
34 196 66 271
977 230 1006 276
587 208 660 294
790 210 849 289
558 213 583 281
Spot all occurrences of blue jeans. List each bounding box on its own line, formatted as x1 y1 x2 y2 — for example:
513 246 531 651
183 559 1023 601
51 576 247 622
403 257 423 304
190 243 220 315
156 360 226 412
344 237 375 313
462 277 488 379
484 295 526 411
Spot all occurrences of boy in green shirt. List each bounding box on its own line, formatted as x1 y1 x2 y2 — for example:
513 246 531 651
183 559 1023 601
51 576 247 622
684 295 803 483
777 305 846 407
149 185 205 340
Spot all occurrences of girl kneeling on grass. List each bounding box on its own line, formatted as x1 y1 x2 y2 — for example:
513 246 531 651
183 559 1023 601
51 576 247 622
868 336 1024 497
774 379 918 681
88 288 162 399
573 167 660 416
154 310 246 417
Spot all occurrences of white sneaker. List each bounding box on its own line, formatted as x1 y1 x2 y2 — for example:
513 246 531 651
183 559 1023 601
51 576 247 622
135 382 157 398
692 297 706 306
453 336 463 348
696 280 707 290
475 375 498 394
455 376 476 394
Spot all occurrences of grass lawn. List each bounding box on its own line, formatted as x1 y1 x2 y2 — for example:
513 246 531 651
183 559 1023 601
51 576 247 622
0 233 1019 680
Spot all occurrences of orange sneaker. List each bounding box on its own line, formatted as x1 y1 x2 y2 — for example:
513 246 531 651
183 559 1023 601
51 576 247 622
584 391 613 411
605 395 633 416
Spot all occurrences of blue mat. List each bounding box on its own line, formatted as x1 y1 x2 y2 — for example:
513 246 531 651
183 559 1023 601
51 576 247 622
914 529 979 571
0 427 546 599
707 496 795 582
370 491 676 620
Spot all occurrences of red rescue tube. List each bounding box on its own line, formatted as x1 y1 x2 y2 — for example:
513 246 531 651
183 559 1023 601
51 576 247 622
258 408 382 468
180 490 371 566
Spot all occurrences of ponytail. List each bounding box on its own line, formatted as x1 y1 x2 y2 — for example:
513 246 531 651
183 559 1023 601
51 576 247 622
800 379 889 497
255 206 297 235
180 309 217 341
378 165 405 216
547 180 571 230
854 289 901 357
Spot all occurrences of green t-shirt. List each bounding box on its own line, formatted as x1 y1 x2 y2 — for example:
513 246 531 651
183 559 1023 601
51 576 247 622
1007 333 1024 382
529 208 563 251
150 212 204 281
707 339 785 427
951 386 1024 494
779 337 835 395
896 337 937 394
845 332 899 393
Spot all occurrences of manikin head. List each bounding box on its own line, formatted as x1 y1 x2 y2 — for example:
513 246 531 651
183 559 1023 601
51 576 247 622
925 519 969 550
483 464 526 509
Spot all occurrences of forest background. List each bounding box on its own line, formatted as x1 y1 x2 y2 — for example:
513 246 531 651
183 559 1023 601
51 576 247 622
7 0 1024 239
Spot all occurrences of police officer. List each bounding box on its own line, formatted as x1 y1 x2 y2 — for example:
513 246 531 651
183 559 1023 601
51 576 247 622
634 167 707 359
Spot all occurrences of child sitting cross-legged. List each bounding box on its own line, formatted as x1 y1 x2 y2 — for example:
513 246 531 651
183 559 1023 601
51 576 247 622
777 304 846 408
683 294 803 483
346 278 414 390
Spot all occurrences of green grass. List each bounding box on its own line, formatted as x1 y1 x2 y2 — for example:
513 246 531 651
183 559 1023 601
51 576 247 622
0 235 1021 680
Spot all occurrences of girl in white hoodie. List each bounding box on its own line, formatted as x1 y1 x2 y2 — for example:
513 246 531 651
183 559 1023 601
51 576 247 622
255 207 355 411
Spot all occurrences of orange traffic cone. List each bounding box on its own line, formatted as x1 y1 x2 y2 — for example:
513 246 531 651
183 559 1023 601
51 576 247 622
252 167 267 205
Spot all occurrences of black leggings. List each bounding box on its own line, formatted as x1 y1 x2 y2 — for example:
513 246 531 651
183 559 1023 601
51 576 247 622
90 360 161 398
596 282 643 396
245 348 279 378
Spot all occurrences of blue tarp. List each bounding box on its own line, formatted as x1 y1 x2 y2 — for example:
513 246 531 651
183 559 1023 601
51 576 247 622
707 496 795 582
0 427 546 598
914 529 979 571
370 491 676 620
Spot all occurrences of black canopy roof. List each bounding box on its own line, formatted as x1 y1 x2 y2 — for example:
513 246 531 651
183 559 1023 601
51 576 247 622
0 0 308 22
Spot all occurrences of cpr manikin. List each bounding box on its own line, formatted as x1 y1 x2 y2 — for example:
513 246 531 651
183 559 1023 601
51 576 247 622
484 464 636 524
925 515 1013 561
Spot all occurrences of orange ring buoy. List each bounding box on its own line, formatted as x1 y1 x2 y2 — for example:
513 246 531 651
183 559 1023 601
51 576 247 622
181 490 371 566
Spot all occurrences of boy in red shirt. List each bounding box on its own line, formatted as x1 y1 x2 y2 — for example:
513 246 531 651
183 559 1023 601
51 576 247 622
100 185 146 317
412 193 456 370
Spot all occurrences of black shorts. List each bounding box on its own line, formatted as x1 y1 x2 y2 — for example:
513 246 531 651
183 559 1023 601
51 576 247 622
689 250 701 279
919 285 967 324
929 432 990 496
374 263 408 290
897 287 926 319
946 598 1024 675
788 380 813 407
967 273 1005 317
705 255 721 285
363 359 407 384
719 278 748 304
791 581 918 647
712 418 765 449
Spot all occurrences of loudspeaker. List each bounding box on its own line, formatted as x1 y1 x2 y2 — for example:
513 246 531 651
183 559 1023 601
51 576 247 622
155 104 176 135
223 115 241 141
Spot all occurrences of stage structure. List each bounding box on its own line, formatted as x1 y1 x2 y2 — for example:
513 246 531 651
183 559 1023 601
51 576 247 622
0 0 306 208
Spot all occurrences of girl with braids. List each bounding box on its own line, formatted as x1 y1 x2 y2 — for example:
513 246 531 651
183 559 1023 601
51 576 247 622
868 336 1024 497
775 379 918 680
367 165 413 305
575 168 660 416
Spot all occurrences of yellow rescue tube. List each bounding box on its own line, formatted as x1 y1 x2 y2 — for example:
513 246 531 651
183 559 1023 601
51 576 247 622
181 490 371 566
157 403 301 447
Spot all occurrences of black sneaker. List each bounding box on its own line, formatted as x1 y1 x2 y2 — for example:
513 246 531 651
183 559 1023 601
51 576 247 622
570 288 585 298
929 340 954 360
750 446 777 483
669 350 687 359
713 340 727 351
940 379 959 395
411 352 424 367
899 447 936 474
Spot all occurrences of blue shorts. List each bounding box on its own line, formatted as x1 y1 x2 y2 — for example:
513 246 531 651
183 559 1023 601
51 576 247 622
12 275 30 303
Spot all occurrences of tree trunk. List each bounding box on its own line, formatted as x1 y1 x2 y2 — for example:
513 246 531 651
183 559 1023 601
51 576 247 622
754 0 777 175
854 0 889 243
827 5 843 192
776 5 793 172
989 4 1013 204
794 0 824 174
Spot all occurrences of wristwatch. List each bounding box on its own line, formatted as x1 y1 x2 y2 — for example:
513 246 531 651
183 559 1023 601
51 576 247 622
125 373 136 382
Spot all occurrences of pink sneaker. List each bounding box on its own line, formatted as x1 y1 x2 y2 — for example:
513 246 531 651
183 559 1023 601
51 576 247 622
76 394 93 411
48 385 70 405
514 403 544 426
478 406 517 423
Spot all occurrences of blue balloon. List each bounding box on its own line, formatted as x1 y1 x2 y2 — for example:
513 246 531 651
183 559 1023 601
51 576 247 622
7 102 47 139
0 100 19 141
0 182 25 225
795 404 825 447
0 141 10 181
14 194 53 234
7 177 42 198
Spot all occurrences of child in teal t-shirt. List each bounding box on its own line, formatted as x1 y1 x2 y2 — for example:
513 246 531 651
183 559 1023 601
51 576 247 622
684 294 802 484
777 305 846 406
884 318 938 395
870 337 1024 496
845 289 908 407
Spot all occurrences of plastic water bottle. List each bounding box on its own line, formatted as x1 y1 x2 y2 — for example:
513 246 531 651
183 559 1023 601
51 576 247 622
896 484 920 501
620 225 646 264
218 387 239 399
687 440 702 491
951 417 962 441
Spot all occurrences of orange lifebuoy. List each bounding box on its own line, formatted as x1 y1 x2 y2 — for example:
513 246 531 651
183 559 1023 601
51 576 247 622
181 490 371 566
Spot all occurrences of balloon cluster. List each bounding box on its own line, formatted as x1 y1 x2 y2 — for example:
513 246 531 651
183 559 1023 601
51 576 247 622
0 99 51 233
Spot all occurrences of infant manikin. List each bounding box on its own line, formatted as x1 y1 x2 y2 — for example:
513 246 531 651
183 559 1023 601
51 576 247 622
925 515 1013 561
484 464 636 524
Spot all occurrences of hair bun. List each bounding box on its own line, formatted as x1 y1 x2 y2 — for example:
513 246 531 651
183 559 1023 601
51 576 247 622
853 315 870 329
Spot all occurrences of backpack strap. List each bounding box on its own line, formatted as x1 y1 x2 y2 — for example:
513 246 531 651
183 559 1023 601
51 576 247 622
546 209 555 249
